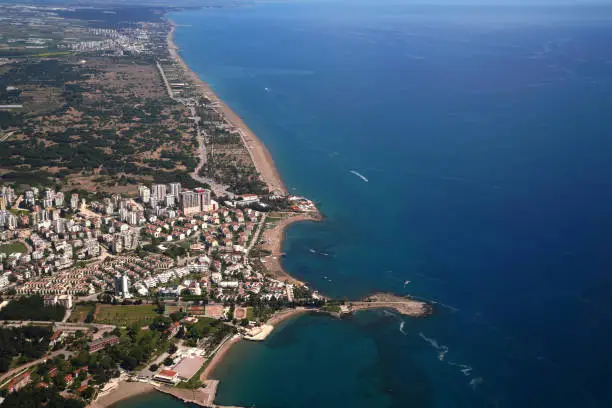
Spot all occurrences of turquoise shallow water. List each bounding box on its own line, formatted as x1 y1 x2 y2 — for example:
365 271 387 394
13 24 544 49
123 1 612 407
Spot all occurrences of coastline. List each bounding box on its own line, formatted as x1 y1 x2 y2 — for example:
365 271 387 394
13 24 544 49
202 309 312 381
94 17 433 408
167 20 287 195
265 307 314 326
260 212 321 286
90 381 156 408
166 17 322 289
200 335 241 382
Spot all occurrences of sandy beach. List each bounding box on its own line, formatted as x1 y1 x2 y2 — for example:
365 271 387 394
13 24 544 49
90 381 156 408
200 335 242 381
266 307 313 326
260 212 321 286
167 21 286 195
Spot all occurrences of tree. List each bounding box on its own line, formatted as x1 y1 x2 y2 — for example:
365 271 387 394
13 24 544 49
163 357 174 366
81 386 95 400
149 364 159 372
169 311 185 322
168 344 178 354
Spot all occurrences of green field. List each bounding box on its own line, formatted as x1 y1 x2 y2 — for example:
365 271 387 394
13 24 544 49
93 304 160 327
0 242 27 257
68 303 96 323
246 307 255 320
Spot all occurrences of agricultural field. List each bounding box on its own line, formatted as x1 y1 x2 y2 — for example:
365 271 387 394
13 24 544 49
0 242 27 257
93 304 160 327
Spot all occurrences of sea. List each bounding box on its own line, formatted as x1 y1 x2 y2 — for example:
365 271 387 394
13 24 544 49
118 1 612 407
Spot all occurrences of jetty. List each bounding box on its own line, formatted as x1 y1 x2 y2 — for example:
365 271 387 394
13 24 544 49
347 293 431 317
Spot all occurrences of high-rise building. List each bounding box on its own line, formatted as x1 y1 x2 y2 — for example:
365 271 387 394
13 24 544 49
168 182 181 198
7 214 18 230
180 191 200 215
25 190 35 206
139 185 151 203
165 195 175 207
196 188 211 211
0 197 6 211
54 192 64 207
152 184 167 202
114 274 130 296
70 194 79 210
128 212 138 225
119 207 129 222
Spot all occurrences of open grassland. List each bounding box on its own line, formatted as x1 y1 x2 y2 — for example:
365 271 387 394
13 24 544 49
68 303 96 323
93 304 159 327
0 242 27 257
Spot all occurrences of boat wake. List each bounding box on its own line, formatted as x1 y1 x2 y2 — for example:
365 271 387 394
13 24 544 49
469 377 483 390
419 332 482 389
350 170 369 182
419 332 449 361
410 295 459 313
449 361 473 376
399 321 408 335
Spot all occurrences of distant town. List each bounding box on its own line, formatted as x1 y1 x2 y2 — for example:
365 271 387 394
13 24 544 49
0 181 320 305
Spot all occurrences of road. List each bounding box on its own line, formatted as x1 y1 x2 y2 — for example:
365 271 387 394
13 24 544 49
0 130 15 143
1 320 116 331
244 213 267 264
156 59 233 198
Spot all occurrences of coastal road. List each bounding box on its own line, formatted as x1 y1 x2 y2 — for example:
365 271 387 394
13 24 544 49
156 59 234 198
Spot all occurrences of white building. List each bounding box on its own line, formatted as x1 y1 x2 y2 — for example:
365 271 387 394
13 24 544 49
114 273 130 296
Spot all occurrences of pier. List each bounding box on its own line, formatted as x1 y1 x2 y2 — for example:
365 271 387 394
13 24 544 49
347 293 431 317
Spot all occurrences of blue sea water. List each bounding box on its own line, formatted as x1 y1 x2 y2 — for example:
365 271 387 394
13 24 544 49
126 1 612 407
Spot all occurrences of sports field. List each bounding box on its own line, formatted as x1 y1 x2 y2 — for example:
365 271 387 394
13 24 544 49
93 304 159 327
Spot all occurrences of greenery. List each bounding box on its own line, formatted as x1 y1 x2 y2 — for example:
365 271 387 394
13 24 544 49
183 317 236 349
93 304 159 327
0 326 52 372
0 242 27 257
0 295 66 322
323 304 341 313
68 304 97 323
0 387 84 408
163 244 187 259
